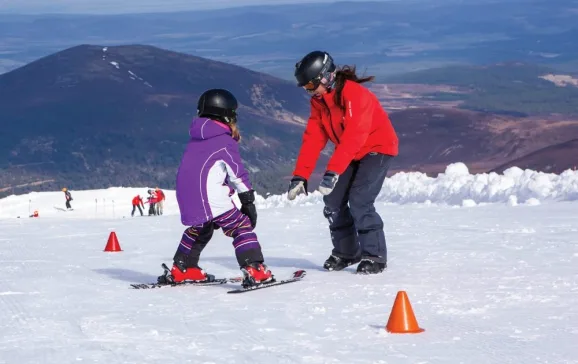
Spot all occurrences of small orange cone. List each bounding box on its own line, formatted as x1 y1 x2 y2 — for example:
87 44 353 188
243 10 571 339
385 291 425 334
104 231 122 252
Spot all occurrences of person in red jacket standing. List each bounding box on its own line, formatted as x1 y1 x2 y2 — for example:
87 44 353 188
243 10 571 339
155 187 165 215
287 50 399 275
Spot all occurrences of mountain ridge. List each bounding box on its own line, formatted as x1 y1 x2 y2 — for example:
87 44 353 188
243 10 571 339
0 44 312 196
2 44 578 198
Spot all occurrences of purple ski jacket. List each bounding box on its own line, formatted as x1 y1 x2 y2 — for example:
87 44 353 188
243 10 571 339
176 117 252 226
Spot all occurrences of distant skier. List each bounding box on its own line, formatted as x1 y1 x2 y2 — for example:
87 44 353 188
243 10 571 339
157 88 273 288
155 187 165 215
62 188 73 210
131 195 144 217
287 50 399 274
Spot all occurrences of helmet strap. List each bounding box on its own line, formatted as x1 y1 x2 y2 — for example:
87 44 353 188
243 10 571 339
223 115 237 124
324 71 336 90
317 70 336 91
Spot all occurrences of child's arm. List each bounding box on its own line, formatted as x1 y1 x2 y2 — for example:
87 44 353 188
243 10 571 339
222 140 257 227
222 140 252 193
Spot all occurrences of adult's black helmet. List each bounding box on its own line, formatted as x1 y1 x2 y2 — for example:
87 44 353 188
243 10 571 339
197 88 238 123
294 50 336 89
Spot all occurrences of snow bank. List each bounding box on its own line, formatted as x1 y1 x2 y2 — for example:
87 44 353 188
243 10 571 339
257 163 578 208
1 163 577 219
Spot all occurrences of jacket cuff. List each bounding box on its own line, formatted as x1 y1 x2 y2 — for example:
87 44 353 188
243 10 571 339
238 190 255 205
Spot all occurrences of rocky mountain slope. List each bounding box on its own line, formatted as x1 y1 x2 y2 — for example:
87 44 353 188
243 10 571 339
0 44 311 196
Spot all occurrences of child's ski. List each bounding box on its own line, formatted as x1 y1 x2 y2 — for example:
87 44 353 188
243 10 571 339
227 269 306 294
129 263 243 289
129 265 306 291
129 278 241 289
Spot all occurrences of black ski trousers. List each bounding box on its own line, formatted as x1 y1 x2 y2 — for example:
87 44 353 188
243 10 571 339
131 205 143 216
148 203 156 216
322 153 393 264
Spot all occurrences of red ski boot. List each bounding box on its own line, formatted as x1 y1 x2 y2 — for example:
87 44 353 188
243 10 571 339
170 264 208 282
240 263 274 287
158 261 209 284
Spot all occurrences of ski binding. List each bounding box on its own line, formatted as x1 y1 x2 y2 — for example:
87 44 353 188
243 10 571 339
227 269 307 294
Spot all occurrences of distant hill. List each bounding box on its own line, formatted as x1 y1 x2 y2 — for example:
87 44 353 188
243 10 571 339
0 44 311 196
384 63 578 116
386 107 578 175
490 139 578 174
3 44 578 199
1 0 576 78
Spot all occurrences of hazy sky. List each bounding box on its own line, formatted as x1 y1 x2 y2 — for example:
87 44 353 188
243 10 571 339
0 0 380 14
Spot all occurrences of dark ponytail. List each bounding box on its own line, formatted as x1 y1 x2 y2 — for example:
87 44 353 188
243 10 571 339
333 65 375 111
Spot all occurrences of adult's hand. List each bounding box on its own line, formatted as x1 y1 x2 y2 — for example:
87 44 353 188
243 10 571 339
318 171 339 196
287 176 308 200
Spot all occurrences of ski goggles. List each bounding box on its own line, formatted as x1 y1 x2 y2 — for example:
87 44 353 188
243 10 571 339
302 71 335 93
302 78 321 92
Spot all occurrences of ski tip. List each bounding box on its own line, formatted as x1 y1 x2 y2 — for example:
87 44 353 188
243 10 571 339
292 269 307 279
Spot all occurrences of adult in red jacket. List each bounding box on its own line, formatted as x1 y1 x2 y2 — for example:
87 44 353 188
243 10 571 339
131 195 144 217
287 50 398 275
155 187 165 215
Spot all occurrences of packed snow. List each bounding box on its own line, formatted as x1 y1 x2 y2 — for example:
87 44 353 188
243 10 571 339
0 162 577 363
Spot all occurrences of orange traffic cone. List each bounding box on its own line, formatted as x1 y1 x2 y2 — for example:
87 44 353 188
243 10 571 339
385 291 425 334
104 231 122 252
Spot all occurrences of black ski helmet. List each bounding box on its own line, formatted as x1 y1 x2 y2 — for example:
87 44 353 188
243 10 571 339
197 88 238 123
294 50 336 89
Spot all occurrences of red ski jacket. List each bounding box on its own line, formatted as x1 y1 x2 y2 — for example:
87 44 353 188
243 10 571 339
292 80 398 179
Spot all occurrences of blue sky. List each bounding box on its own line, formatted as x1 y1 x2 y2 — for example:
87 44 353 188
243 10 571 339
0 0 380 14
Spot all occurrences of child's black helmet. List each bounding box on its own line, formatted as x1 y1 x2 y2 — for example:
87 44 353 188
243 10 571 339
197 89 238 123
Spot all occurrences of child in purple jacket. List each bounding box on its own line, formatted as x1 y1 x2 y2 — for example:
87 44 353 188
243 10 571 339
158 89 274 287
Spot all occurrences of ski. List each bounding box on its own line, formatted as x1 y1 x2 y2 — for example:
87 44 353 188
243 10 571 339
227 269 306 294
54 206 73 212
129 265 306 291
129 277 242 289
129 263 243 289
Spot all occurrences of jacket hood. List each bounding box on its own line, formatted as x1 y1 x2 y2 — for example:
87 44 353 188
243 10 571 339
189 117 231 140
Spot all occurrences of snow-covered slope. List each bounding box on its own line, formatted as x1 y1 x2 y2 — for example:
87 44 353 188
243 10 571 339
1 163 577 219
0 163 577 363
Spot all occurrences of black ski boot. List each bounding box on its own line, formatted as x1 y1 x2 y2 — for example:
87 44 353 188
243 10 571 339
356 258 386 274
323 255 361 271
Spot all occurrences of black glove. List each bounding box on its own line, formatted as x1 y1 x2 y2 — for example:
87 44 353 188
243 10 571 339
287 176 308 201
238 190 257 229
